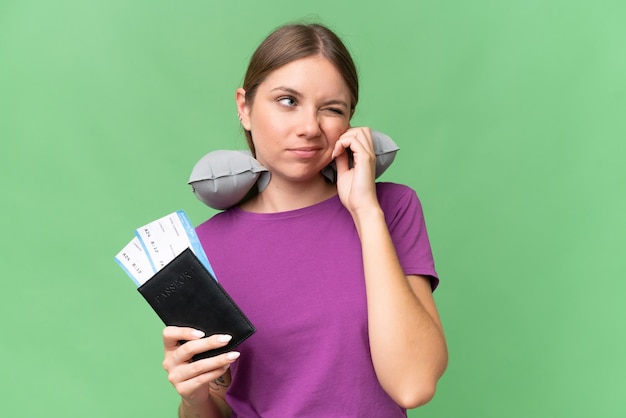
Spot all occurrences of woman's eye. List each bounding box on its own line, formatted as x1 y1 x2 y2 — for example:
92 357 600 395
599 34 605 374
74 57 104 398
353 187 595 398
278 96 297 107
326 107 345 116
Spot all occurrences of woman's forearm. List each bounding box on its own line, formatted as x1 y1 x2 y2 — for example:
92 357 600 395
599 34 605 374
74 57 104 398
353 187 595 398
178 394 229 418
353 207 448 408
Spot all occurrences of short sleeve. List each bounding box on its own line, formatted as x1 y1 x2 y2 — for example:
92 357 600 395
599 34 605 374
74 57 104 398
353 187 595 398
377 182 439 291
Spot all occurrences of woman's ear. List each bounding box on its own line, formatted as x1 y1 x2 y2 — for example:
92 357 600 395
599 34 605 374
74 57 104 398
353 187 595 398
235 88 251 131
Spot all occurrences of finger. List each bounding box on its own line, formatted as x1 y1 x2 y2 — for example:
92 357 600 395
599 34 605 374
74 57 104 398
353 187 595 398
163 326 206 351
334 149 350 175
348 126 372 145
173 364 230 399
333 127 373 155
334 133 375 175
166 334 234 367
169 351 240 385
348 127 374 155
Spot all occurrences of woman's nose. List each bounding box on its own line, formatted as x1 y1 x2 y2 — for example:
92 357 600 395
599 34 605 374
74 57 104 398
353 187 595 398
296 109 322 138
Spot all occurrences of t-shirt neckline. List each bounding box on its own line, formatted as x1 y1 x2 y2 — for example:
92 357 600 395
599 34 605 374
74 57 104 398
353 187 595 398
229 194 342 220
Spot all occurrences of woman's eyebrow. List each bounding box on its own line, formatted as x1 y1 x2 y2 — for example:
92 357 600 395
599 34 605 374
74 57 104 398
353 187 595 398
271 86 302 97
321 99 349 109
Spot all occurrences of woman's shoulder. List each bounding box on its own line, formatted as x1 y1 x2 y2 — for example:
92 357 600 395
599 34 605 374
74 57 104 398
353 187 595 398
195 208 237 231
376 181 420 201
376 182 425 218
376 181 414 193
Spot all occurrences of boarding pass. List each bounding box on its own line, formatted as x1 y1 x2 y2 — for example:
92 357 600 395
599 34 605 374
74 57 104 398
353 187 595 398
115 210 215 286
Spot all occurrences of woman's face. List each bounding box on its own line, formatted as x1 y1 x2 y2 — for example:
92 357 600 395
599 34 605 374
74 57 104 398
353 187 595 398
237 55 352 184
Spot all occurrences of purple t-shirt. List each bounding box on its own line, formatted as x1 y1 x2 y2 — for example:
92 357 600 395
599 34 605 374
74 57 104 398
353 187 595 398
196 182 438 417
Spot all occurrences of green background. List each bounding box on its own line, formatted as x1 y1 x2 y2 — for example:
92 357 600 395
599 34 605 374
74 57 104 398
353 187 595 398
1 0 624 416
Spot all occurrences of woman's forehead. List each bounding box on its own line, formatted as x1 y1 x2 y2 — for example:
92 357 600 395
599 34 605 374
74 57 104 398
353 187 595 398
260 56 350 96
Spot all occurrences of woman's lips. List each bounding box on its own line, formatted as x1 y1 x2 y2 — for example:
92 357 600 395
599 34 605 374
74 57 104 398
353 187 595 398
289 147 322 158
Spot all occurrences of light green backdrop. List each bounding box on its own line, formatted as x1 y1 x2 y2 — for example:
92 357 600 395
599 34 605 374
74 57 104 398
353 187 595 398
1 0 624 417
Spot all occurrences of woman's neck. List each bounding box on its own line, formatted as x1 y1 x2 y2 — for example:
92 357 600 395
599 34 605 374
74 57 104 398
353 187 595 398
240 175 337 213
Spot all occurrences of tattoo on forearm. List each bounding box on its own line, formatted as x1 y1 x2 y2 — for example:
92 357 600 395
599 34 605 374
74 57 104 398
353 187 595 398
209 376 228 392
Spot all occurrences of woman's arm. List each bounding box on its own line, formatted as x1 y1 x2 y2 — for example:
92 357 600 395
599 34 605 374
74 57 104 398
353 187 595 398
333 128 448 408
162 327 237 418
178 370 232 418
355 210 448 408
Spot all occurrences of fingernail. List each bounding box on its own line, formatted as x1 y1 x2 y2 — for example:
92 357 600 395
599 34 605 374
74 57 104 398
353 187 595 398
217 334 233 343
191 330 205 338
226 351 240 361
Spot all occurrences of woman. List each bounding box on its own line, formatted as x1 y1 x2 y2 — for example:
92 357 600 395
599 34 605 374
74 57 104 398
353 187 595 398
162 23 448 418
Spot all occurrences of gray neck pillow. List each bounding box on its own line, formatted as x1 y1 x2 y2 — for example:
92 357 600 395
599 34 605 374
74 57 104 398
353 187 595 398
188 130 399 210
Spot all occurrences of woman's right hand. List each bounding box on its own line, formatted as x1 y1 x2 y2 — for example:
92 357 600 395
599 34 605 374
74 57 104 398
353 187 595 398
162 326 239 406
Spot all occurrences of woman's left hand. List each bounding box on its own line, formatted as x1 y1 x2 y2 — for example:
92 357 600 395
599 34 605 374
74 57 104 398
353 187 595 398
332 127 380 216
